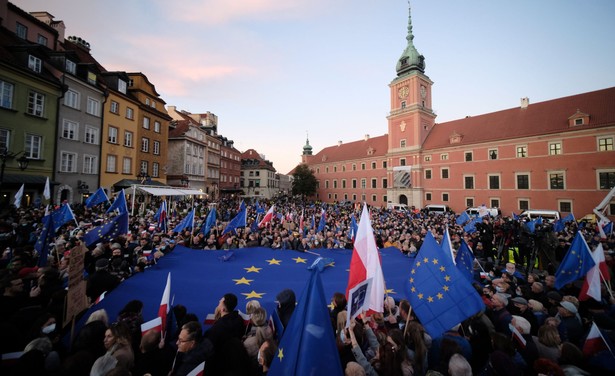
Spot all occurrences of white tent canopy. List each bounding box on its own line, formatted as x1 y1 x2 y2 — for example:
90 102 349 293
136 186 204 196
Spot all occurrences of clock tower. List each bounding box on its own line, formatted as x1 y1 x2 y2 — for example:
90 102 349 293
387 4 436 208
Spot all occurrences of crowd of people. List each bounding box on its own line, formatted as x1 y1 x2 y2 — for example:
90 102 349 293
0 194 614 375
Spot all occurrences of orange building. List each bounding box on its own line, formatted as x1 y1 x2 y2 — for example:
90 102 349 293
302 8 615 219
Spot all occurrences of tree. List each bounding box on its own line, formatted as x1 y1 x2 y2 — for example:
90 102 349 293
292 164 318 197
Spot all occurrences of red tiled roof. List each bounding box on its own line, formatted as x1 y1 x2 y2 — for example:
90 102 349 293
309 134 388 164
241 148 276 171
423 87 615 150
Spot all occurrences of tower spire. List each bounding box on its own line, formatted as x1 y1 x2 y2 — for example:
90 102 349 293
396 2 425 77
302 131 313 156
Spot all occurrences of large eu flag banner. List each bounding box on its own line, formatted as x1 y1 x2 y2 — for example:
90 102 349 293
405 232 484 338
71 246 412 345
555 231 595 290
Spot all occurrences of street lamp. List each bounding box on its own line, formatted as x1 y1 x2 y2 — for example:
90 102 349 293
137 170 150 184
0 147 29 186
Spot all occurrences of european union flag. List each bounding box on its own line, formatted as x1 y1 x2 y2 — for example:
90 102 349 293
405 232 484 339
106 189 128 214
200 207 217 236
512 212 520 221
553 219 565 233
172 209 195 234
555 231 596 290
440 227 455 264
316 209 326 233
268 268 343 376
463 218 481 234
562 213 576 223
525 219 537 234
455 240 475 283
85 187 109 208
34 213 54 267
51 204 77 232
603 222 613 236
348 215 358 241
83 212 129 247
222 202 247 235
456 211 471 226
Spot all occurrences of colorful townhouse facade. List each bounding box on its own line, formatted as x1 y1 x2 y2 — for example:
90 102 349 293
302 7 615 219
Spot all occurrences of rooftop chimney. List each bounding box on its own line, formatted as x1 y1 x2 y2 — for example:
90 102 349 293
520 97 529 109
364 134 370 141
337 140 342 146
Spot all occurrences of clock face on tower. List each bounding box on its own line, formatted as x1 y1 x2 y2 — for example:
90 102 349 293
398 86 409 99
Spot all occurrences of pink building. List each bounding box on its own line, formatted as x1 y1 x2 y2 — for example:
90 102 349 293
301 8 615 220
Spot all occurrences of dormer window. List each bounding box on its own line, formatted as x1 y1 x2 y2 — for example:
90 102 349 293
28 55 41 73
65 59 77 74
568 109 590 127
118 79 127 94
449 131 463 144
87 72 96 85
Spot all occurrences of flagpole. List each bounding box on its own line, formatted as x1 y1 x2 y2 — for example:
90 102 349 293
131 184 136 216
594 321 615 358
598 269 614 299
403 306 413 337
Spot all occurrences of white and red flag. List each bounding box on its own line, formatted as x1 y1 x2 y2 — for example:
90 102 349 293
141 317 162 335
583 322 610 356
187 361 205 376
345 204 385 315
258 205 275 227
158 272 171 339
579 244 608 302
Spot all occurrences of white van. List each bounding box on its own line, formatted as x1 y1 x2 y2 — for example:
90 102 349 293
424 204 450 215
466 207 500 218
520 209 560 222
387 203 408 211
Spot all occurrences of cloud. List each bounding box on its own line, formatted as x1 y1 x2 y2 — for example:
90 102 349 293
160 0 319 25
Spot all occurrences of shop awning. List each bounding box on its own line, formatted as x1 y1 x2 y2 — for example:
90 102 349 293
137 186 204 196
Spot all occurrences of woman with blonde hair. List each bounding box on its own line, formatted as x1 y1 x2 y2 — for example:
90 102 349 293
243 306 273 358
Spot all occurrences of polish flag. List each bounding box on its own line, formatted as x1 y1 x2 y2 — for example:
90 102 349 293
187 361 205 376
94 291 107 305
204 313 217 326
579 244 608 302
345 204 385 314
141 317 162 335
509 323 527 349
583 322 609 356
158 273 171 339
258 205 275 227
597 223 607 239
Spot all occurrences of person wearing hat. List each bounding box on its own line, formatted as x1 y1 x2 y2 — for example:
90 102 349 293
86 258 120 304
545 290 563 317
510 296 538 336
557 301 584 346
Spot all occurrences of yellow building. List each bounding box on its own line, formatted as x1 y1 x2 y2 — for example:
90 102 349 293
99 72 140 192
127 73 171 185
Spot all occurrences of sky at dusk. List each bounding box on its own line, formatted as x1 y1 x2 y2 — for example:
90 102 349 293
15 0 615 174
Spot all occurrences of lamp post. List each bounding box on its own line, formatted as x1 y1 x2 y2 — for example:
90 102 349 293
0 147 29 186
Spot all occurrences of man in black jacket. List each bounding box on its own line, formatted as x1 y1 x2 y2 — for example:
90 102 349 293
204 293 247 374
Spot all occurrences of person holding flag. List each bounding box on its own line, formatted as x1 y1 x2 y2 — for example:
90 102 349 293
346 204 385 315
